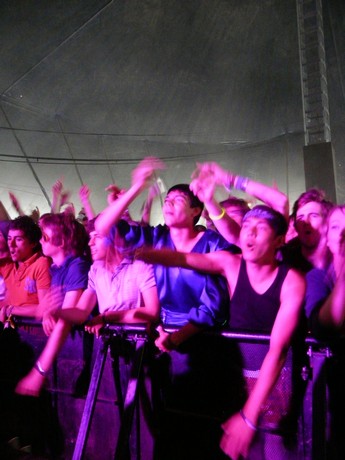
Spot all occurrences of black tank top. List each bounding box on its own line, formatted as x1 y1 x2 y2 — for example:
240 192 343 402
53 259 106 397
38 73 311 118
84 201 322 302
230 258 290 333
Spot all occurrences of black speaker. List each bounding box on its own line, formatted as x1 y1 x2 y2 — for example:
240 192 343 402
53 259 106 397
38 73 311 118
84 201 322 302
303 142 337 203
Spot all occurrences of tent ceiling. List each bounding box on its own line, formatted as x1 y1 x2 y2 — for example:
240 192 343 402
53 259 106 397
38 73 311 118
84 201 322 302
0 0 344 218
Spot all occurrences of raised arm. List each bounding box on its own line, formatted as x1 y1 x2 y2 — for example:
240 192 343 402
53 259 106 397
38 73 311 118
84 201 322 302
9 192 25 216
79 184 96 220
194 162 289 221
190 173 241 244
220 269 305 459
95 157 165 236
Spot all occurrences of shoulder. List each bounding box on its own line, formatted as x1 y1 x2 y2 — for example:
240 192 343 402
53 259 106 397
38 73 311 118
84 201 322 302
281 266 306 296
66 256 91 271
200 229 240 253
306 267 328 283
33 254 51 269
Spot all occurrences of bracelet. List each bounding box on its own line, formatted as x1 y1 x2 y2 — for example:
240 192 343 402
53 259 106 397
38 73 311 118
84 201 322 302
209 207 226 221
34 360 48 377
239 409 258 431
234 175 249 192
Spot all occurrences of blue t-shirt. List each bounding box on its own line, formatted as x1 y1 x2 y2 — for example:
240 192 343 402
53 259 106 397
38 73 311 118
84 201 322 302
117 222 236 328
305 266 335 338
50 255 90 299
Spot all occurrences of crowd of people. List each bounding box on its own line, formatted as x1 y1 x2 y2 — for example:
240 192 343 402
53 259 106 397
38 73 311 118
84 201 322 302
0 157 344 459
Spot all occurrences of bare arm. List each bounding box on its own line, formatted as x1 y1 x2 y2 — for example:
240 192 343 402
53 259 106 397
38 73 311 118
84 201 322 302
194 162 289 221
221 269 305 459
9 192 25 216
95 157 165 236
317 262 345 331
79 184 96 220
136 247 232 276
9 288 50 319
190 173 241 244
57 289 98 324
86 285 160 326
15 288 85 397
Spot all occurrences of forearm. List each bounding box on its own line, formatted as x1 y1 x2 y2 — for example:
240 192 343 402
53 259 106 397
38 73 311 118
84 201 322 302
168 322 204 347
245 180 289 220
242 346 287 424
81 200 96 220
137 248 224 274
318 269 345 329
216 168 289 221
204 197 240 244
95 181 145 236
10 304 41 318
57 307 90 324
51 196 61 214
36 319 72 372
100 306 158 325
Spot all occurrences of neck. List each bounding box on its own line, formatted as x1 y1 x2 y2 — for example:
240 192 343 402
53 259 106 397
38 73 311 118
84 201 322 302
245 258 278 278
169 225 200 251
52 251 69 267
301 243 327 269
107 251 124 269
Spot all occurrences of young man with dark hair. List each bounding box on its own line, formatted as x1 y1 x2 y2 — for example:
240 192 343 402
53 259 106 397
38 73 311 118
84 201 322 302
137 204 305 459
95 157 233 348
0 216 51 320
95 158 235 459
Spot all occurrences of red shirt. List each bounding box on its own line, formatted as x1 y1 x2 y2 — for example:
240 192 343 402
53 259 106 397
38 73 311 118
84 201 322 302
0 253 51 308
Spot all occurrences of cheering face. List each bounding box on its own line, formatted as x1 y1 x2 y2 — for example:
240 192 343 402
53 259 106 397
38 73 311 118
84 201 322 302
295 201 324 249
239 217 282 264
327 208 345 257
7 229 36 263
162 191 200 228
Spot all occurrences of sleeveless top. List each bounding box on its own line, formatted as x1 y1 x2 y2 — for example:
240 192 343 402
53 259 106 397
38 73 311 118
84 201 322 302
229 259 290 333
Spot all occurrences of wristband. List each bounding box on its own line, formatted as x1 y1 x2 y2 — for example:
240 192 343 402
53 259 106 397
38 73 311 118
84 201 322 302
209 207 226 221
234 176 249 192
239 409 258 431
34 360 48 377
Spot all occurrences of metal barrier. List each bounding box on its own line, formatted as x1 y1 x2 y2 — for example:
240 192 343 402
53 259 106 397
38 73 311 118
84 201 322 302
2 319 337 460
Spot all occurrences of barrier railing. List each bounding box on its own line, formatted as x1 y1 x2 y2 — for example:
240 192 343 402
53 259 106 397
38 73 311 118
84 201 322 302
5 318 335 460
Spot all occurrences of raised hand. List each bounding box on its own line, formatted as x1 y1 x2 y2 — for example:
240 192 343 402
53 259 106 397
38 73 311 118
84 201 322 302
131 157 166 190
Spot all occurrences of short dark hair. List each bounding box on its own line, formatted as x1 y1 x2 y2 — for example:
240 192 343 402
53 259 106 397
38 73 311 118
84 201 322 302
292 189 333 223
167 184 204 225
9 216 42 252
242 205 288 236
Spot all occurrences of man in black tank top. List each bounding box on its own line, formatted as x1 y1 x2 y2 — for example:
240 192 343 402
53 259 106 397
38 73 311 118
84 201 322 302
137 205 306 460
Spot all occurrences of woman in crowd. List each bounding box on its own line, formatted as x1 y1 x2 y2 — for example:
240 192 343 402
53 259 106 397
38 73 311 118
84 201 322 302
305 204 345 459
